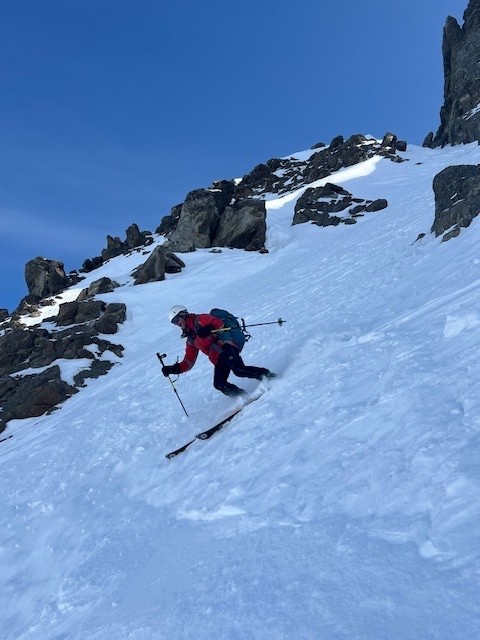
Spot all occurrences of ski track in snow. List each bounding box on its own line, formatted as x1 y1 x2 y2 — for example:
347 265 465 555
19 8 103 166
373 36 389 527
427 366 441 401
1 144 480 639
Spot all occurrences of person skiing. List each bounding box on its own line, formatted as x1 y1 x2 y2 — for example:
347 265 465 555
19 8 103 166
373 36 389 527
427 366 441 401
161 305 275 397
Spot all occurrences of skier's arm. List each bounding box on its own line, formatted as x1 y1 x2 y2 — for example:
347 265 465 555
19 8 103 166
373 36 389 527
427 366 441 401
177 342 199 373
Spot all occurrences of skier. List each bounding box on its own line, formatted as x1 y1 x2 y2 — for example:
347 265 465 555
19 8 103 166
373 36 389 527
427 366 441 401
161 305 275 397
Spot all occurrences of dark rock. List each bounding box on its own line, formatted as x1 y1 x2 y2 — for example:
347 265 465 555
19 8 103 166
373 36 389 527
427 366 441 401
82 256 103 273
381 132 398 148
293 185 350 226
168 188 232 252
25 257 68 298
165 252 186 274
311 141 326 149
211 179 236 202
346 134 369 147
101 235 124 262
156 204 183 236
132 246 166 284
364 199 388 212
93 303 126 335
104 303 127 324
293 184 388 227
73 360 115 386
330 135 345 149
0 366 77 430
234 162 282 200
56 301 105 326
77 277 120 301
125 223 146 249
213 199 267 251
94 314 119 335
431 164 480 237
423 132 434 148
431 3 480 146
0 309 9 322
93 337 124 358
395 140 407 152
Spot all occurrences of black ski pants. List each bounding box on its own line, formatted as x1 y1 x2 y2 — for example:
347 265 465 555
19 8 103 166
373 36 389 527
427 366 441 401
213 344 269 391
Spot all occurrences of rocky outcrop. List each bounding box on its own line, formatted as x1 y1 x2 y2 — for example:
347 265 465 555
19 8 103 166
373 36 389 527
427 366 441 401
0 300 126 433
168 186 234 252
25 257 69 298
431 164 480 239
166 188 267 254
0 366 77 430
102 235 125 262
234 134 406 200
0 309 9 322
426 0 480 147
212 199 266 251
293 184 388 227
82 224 153 272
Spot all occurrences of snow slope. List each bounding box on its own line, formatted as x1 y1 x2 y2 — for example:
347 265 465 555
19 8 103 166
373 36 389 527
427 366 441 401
1 143 480 639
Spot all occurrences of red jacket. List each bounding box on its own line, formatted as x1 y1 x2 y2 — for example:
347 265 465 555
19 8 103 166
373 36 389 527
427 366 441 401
177 313 227 373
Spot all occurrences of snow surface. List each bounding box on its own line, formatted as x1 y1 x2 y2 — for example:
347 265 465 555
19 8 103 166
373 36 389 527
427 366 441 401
2 143 480 639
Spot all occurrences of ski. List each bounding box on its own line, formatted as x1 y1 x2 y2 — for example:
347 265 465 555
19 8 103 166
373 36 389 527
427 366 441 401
196 407 243 440
165 438 195 459
165 408 242 459
165 388 267 459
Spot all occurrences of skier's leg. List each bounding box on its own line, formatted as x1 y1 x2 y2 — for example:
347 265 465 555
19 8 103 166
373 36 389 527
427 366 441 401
214 348 245 396
229 348 274 380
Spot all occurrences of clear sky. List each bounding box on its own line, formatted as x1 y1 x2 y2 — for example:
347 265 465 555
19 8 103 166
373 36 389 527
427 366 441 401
0 0 468 312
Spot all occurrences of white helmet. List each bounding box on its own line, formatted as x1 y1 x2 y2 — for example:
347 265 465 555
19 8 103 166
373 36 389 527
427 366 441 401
169 305 188 323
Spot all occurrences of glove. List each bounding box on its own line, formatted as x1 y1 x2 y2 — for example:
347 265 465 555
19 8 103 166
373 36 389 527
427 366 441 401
162 363 180 377
196 324 214 338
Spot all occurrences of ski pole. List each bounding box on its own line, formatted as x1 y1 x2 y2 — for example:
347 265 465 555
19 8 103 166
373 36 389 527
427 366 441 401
212 318 286 333
156 353 189 418
242 318 286 329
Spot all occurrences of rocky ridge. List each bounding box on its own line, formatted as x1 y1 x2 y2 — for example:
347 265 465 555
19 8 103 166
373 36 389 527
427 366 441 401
425 0 480 147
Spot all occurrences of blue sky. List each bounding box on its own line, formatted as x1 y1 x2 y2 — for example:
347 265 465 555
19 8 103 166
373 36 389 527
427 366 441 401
0 0 468 311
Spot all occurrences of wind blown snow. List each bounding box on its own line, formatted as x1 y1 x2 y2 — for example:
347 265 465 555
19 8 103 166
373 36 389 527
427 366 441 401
1 143 480 639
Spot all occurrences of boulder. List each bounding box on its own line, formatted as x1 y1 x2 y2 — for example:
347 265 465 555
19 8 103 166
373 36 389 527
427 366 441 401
101 235 124 261
73 360 115 386
132 246 166 284
0 309 9 322
125 223 146 249
56 300 105 326
24 257 68 298
77 277 120 300
431 164 480 237
168 188 231 252
82 256 103 273
125 223 153 249
212 199 267 251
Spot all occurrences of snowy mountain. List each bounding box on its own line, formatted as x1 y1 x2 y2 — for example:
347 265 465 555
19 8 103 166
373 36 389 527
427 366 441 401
2 139 480 639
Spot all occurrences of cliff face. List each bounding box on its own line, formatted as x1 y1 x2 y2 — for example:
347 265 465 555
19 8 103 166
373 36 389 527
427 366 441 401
427 0 480 147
